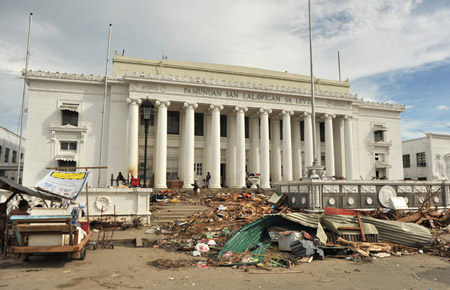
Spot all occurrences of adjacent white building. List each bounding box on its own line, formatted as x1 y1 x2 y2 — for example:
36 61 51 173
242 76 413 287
22 54 405 189
402 133 450 181
0 126 25 183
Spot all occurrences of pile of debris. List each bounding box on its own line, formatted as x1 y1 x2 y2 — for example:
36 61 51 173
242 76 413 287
149 191 450 270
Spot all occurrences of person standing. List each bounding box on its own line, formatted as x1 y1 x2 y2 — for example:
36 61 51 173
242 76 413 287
205 172 211 188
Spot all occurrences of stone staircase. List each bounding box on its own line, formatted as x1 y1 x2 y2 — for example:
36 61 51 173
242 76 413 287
150 204 208 225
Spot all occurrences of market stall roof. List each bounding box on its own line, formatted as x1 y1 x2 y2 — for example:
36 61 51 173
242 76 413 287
0 177 61 201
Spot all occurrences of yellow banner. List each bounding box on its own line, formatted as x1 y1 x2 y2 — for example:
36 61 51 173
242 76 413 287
50 172 86 180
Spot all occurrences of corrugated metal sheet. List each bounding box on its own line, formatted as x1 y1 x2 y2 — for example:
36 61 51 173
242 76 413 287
219 213 433 258
319 215 379 235
219 215 284 260
360 216 433 247
281 212 321 228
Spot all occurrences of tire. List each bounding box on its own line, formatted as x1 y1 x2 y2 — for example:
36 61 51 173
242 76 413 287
80 247 86 260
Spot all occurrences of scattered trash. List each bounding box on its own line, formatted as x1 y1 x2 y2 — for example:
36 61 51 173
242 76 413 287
148 186 450 272
195 243 210 253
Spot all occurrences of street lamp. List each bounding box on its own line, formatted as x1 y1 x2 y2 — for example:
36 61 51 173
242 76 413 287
140 98 154 187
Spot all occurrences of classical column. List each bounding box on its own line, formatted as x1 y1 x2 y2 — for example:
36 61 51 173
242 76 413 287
183 102 198 189
303 112 313 168
333 117 346 177
179 111 185 183
272 117 282 182
227 115 236 188
126 97 141 178
316 120 321 165
324 114 335 177
209 104 223 188
259 109 271 189
204 114 212 175
250 115 260 175
282 110 293 181
235 106 248 188
292 117 302 180
344 115 355 180
154 100 170 189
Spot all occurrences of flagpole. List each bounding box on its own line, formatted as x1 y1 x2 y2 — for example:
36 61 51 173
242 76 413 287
97 24 112 187
338 51 342 82
308 0 318 167
17 13 33 183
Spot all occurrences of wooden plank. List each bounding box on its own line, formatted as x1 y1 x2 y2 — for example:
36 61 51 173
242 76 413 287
10 245 82 253
10 215 72 221
17 225 77 233
337 227 361 230
356 212 367 242
9 231 93 254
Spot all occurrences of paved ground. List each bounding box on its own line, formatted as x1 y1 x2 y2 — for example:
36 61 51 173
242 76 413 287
0 244 449 290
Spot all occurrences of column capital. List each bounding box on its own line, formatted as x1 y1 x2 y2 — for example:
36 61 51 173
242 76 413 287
344 115 353 120
156 100 171 108
303 112 311 118
127 97 142 105
183 102 198 109
258 108 272 115
281 110 294 116
323 114 336 120
234 106 248 113
209 104 224 111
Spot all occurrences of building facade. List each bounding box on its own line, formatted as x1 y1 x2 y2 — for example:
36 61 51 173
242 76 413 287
402 133 450 181
23 54 405 189
0 126 25 183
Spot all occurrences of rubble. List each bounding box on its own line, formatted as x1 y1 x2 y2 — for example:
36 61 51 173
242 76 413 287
149 188 450 270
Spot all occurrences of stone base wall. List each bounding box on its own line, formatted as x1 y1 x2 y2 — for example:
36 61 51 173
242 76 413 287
274 180 450 212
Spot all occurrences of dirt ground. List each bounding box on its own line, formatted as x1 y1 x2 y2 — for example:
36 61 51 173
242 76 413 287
1 245 449 290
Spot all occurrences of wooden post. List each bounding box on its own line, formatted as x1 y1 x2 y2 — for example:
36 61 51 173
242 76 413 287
85 182 90 232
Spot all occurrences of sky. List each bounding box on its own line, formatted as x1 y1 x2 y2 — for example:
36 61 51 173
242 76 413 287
0 0 449 140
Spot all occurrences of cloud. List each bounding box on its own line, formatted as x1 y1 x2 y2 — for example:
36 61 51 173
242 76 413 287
437 105 448 110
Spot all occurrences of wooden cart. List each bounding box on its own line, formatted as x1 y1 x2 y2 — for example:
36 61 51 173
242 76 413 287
9 215 93 260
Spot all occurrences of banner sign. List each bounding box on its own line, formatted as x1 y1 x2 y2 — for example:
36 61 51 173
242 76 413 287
35 171 89 200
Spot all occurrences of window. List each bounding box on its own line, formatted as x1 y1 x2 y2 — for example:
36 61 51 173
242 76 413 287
0 146 2 162
280 120 283 140
60 141 77 151
62 110 78 126
300 121 304 141
195 113 204 136
194 163 203 176
167 111 180 134
374 130 384 142
58 160 76 172
418 177 427 181
268 118 271 139
4 148 9 163
12 150 17 163
166 156 178 180
320 122 325 142
220 115 227 137
245 116 250 138
416 152 426 167
20 153 23 160
402 154 410 168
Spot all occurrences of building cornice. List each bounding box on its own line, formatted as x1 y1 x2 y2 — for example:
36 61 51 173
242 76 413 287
25 70 405 111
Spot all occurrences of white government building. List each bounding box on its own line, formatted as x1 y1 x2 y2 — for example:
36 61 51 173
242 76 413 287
23 53 405 190
0 126 25 183
402 133 450 181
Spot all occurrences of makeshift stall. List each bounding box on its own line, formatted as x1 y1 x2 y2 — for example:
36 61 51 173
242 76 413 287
1 171 92 261
9 215 93 260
